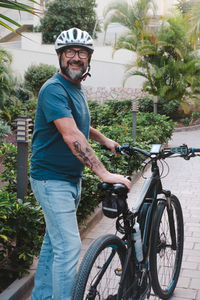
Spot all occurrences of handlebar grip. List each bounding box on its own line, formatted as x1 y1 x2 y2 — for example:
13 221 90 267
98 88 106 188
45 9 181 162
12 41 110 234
101 145 110 151
101 145 122 153
191 148 200 153
115 145 122 153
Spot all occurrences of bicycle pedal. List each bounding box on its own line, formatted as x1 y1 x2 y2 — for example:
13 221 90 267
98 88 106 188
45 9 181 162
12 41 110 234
115 267 122 276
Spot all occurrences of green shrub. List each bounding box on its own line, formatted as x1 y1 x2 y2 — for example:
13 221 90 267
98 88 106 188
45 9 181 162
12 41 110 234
0 143 17 193
138 97 181 120
191 110 200 123
0 144 44 292
136 112 175 144
24 63 57 96
77 170 101 225
138 97 153 113
88 99 132 127
158 99 182 120
180 117 190 126
0 194 44 292
87 100 103 128
0 121 11 144
0 84 36 130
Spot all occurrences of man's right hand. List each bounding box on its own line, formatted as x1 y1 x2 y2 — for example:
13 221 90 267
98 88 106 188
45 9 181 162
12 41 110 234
100 171 131 191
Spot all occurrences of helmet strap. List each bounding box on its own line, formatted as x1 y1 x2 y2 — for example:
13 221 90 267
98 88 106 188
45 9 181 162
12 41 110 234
81 64 91 81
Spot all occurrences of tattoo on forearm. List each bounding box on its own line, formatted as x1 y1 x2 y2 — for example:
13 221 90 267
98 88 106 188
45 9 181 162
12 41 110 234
73 141 94 169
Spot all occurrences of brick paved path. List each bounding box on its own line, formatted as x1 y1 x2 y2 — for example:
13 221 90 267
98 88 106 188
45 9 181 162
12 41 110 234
81 128 200 300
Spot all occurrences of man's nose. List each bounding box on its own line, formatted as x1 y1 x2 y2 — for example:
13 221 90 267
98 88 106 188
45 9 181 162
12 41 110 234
73 51 80 60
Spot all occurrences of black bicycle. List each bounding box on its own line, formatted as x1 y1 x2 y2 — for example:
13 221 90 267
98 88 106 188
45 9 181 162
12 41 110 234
72 143 200 300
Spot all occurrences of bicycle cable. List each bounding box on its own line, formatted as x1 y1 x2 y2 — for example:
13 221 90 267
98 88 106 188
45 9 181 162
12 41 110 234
159 158 170 179
141 158 170 180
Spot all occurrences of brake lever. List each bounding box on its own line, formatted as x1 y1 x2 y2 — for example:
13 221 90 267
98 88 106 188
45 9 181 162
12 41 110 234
120 150 131 158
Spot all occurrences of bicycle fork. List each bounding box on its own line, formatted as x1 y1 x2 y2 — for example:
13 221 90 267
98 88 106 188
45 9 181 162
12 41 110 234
163 190 177 250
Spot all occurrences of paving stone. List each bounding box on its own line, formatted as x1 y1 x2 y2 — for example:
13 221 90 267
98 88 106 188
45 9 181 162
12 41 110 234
181 261 198 270
190 278 200 290
172 287 197 299
182 269 200 279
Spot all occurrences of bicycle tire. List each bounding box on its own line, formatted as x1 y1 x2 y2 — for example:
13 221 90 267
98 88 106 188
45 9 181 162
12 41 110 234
72 234 127 300
149 195 184 299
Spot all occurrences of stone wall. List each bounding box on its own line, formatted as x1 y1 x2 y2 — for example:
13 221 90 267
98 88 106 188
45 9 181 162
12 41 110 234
83 86 150 104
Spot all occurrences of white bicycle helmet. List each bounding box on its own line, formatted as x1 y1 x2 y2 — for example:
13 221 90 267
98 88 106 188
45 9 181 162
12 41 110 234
55 27 94 53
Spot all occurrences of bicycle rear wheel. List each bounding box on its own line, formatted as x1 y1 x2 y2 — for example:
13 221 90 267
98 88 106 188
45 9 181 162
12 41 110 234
150 195 184 299
72 234 127 300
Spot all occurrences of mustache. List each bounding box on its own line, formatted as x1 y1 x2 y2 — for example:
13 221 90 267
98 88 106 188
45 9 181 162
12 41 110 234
67 60 84 67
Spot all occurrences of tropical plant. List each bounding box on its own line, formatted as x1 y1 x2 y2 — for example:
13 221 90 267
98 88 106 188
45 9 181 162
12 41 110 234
0 121 11 144
104 0 157 52
0 142 44 292
138 97 182 120
134 16 200 104
104 1 200 108
0 48 13 107
176 0 195 15
24 63 57 96
0 77 35 129
186 0 200 48
0 0 40 32
37 0 100 44
0 48 22 126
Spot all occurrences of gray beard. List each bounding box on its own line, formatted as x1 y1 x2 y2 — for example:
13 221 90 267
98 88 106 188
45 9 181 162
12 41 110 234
60 59 87 80
64 68 84 80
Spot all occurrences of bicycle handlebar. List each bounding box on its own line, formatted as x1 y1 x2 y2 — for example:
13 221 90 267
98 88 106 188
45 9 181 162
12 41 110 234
115 143 200 160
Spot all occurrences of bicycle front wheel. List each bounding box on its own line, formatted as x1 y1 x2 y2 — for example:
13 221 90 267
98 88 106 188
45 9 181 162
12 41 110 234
72 234 126 300
150 195 184 299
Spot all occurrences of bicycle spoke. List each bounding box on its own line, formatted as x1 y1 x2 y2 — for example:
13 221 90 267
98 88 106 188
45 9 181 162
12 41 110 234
84 245 122 299
156 207 178 291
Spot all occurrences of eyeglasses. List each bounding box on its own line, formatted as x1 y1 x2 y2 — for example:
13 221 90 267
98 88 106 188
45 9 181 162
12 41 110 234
64 49 89 59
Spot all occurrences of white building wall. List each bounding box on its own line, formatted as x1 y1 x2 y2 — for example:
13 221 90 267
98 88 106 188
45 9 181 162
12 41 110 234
1 34 144 89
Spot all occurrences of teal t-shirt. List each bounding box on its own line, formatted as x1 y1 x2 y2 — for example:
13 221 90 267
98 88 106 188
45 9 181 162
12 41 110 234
30 72 90 183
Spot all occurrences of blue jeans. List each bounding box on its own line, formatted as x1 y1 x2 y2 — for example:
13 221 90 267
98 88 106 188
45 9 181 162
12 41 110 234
30 177 82 300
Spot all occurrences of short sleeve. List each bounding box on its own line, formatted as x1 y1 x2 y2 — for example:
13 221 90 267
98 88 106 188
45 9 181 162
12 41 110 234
39 83 73 123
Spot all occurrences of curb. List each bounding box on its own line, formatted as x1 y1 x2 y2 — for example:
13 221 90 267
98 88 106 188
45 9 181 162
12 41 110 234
0 270 35 300
174 124 200 132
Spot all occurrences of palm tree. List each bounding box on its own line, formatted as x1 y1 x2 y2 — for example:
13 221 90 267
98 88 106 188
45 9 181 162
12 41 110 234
176 0 194 15
104 0 200 108
186 0 200 48
0 48 13 103
104 0 157 51
0 0 40 32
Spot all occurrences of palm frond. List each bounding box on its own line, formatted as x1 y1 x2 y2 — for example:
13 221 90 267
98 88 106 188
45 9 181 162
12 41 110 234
0 0 40 13
104 1 136 31
0 0 41 32
0 14 21 28
187 1 200 42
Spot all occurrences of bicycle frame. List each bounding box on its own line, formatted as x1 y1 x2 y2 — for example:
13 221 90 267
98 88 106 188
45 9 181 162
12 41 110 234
117 157 177 299
73 144 200 300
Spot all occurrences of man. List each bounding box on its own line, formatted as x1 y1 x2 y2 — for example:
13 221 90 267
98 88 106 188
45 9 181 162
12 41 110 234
30 27 131 300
